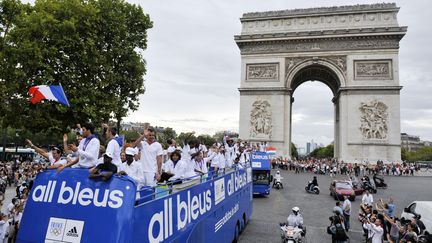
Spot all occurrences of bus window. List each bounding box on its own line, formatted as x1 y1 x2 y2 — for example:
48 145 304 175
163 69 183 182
252 171 270 185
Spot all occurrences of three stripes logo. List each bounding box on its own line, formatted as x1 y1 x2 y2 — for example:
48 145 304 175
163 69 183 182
66 226 79 237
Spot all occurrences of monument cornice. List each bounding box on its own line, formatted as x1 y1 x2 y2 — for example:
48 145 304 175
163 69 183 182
235 27 407 42
241 3 398 20
238 87 291 95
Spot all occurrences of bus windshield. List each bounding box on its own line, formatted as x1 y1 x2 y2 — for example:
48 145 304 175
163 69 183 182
252 170 270 185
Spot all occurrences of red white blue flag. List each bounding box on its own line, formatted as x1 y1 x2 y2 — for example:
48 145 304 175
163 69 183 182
29 85 70 107
266 146 277 155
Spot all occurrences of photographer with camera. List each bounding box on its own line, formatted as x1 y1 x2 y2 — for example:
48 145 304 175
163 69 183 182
362 216 384 243
327 211 348 243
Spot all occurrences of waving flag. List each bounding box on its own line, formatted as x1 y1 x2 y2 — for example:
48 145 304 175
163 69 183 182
29 85 70 107
266 146 277 155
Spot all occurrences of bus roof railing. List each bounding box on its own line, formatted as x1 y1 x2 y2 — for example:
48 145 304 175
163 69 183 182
135 163 251 205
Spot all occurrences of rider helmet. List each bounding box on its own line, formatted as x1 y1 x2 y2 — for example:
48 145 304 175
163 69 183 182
292 207 300 215
276 170 280 174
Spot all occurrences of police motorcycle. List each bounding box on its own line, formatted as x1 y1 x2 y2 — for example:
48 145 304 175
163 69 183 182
273 171 284 190
280 207 305 243
361 175 377 193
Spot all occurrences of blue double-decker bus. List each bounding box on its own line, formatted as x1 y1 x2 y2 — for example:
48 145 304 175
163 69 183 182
17 165 253 243
251 152 272 196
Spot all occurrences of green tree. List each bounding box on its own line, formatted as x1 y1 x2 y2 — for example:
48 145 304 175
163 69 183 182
197 134 216 148
291 142 298 159
310 144 334 158
0 0 152 134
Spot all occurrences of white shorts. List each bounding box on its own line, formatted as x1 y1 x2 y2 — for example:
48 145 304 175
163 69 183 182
143 172 156 187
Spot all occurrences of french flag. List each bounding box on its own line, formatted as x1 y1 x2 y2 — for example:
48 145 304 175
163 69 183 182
266 146 277 155
29 85 70 107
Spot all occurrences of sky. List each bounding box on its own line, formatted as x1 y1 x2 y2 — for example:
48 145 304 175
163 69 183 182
124 0 432 148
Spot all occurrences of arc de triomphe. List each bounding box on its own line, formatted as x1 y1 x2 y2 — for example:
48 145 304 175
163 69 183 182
235 3 407 162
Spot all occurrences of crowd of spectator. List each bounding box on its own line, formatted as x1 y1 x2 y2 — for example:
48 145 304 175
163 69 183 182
272 158 423 178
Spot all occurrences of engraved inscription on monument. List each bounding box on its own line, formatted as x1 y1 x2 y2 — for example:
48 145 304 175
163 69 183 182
359 100 388 140
250 100 272 138
246 63 279 81
354 60 392 80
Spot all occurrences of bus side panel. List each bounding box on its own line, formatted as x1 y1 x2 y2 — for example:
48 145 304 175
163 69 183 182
132 168 253 243
17 169 137 243
204 183 253 243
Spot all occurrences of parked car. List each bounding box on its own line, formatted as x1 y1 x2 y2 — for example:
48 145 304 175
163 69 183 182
401 201 432 234
329 180 356 201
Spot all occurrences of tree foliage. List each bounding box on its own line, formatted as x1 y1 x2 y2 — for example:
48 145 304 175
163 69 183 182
310 144 334 158
0 0 152 134
404 146 432 162
291 142 298 159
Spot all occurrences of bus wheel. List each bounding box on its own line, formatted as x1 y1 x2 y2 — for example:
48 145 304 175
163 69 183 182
232 221 240 243
241 213 247 232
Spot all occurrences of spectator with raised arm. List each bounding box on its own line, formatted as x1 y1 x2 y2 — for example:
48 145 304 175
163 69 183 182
60 123 100 170
132 126 163 187
25 139 66 170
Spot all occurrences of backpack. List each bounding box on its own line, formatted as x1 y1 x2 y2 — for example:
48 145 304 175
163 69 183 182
334 224 348 240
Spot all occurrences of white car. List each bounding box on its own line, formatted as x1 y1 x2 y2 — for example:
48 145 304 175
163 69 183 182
401 201 432 233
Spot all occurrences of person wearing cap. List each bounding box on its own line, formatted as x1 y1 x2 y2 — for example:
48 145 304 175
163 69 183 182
118 148 144 189
25 139 66 169
88 152 117 181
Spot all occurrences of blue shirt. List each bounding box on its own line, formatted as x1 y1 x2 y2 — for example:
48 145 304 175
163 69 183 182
386 203 395 217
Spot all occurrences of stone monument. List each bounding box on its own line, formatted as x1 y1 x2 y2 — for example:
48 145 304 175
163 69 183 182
235 3 407 162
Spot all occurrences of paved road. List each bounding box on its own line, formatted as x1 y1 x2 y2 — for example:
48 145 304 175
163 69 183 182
239 169 432 243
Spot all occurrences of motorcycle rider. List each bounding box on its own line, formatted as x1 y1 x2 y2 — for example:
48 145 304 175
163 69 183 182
273 170 283 188
287 207 305 235
308 176 318 191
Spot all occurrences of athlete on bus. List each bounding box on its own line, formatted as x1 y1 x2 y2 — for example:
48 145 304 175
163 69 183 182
118 148 144 189
25 139 66 170
160 150 189 182
89 152 117 181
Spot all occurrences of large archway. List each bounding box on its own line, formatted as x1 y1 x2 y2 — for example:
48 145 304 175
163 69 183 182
236 3 407 162
289 63 341 158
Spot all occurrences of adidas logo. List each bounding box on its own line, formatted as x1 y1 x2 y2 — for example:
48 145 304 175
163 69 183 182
66 226 79 237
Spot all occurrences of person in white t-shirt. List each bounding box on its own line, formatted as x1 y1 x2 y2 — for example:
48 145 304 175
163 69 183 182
223 136 235 168
193 152 209 176
132 127 163 187
362 191 374 205
62 123 100 169
105 127 123 167
25 139 67 169
160 150 190 181
118 147 144 189
26 139 67 169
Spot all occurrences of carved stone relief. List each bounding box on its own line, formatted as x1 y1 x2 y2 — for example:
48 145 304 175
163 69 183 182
354 60 392 80
238 38 400 55
359 100 388 140
250 100 272 138
246 63 279 80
